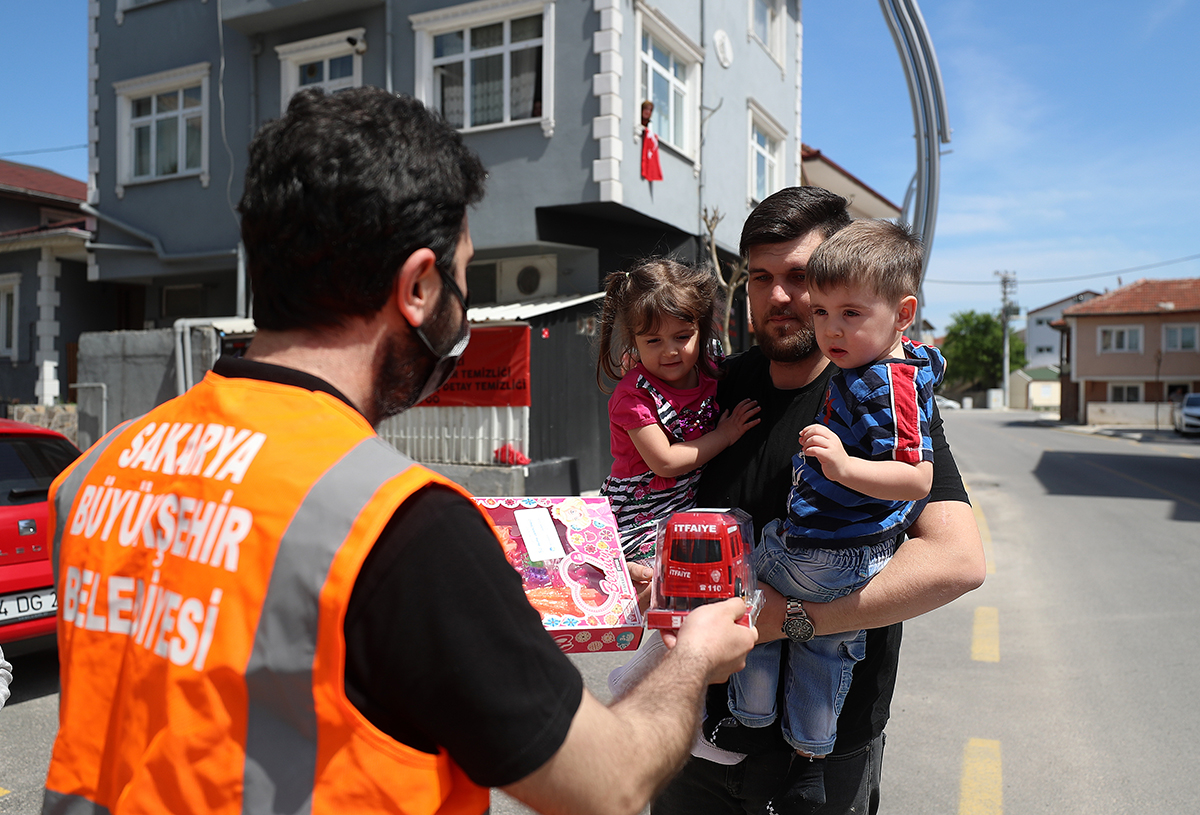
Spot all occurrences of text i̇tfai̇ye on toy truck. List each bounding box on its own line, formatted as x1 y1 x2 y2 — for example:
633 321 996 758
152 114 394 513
645 508 762 630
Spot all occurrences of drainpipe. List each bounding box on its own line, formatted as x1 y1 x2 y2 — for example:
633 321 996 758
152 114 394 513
237 242 247 318
385 0 394 93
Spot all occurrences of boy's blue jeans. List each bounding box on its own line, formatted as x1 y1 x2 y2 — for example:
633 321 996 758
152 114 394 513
728 519 895 755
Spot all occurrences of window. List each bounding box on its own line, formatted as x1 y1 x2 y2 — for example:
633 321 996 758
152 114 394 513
1164 323 1198 352
1036 345 1054 354
1099 325 1141 353
0 435 81 507
276 29 365 111
751 124 778 201
750 0 783 61
1109 384 1140 403
636 2 702 158
114 62 210 194
748 100 786 205
0 273 19 361
641 33 687 149
411 0 555 135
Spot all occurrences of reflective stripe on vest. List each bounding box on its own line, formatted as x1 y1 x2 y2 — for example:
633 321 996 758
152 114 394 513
49 420 134 587
42 790 109 815
243 435 417 814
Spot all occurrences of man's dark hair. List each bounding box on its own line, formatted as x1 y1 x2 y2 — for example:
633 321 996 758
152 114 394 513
739 186 852 258
238 87 486 331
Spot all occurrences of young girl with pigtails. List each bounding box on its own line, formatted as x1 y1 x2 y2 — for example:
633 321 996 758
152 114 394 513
596 258 760 561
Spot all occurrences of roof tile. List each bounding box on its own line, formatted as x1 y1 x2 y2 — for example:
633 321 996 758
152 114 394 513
1062 278 1200 316
0 159 86 202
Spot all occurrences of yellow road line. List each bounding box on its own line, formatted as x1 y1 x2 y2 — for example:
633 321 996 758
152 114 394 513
0 786 10 797
958 738 1002 814
972 607 1000 662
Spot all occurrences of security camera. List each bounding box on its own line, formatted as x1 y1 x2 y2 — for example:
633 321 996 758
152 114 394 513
347 36 367 55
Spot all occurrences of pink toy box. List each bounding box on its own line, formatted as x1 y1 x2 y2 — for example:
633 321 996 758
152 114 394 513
472 496 644 654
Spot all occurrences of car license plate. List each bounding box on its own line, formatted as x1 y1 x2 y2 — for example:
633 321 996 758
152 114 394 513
0 587 57 624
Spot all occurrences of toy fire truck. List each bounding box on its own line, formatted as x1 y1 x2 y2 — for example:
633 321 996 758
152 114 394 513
645 508 761 630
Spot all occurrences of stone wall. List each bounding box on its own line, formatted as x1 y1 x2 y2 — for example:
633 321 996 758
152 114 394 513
8 404 79 447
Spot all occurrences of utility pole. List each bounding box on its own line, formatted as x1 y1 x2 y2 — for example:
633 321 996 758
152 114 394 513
996 271 1017 409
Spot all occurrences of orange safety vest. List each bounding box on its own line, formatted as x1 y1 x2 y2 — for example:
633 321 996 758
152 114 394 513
43 371 490 815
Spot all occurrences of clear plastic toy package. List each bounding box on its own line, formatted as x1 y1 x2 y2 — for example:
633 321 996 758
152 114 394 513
645 507 763 630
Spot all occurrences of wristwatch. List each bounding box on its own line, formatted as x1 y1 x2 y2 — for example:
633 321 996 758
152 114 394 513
782 598 815 643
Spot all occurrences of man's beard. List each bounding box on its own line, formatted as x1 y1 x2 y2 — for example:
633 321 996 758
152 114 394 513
371 284 460 424
751 306 818 363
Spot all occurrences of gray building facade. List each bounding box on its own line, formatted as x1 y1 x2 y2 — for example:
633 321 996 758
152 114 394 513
86 0 804 488
88 0 802 302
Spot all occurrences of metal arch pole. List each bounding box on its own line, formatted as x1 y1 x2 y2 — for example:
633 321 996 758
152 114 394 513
894 0 938 259
879 0 928 245
902 0 951 260
879 0 951 332
879 0 930 332
905 0 951 141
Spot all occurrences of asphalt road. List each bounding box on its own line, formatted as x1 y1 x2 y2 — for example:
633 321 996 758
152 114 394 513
3 410 1197 814
882 410 1200 813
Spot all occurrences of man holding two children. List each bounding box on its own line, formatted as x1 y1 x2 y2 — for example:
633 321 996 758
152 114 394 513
652 187 985 814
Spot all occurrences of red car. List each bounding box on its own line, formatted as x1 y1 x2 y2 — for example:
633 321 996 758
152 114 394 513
645 508 757 630
0 420 82 654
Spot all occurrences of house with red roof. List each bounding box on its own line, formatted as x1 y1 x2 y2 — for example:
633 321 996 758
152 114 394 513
800 144 902 220
1059 278 1200 424
0 159 89 406
0 159 151 411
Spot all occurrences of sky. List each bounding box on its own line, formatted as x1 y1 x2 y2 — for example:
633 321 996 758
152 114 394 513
1 0 1198 334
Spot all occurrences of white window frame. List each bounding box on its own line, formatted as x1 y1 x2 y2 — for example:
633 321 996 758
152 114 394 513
115 0 168 25
1109 383 1141 403
635 1 703 162
1163 322 1199 352
0 273 20 361
276 28 365 112
1098 324 1142 354
411 0 556 138
113 62 211 198
749 0 784 64
747 98 786 206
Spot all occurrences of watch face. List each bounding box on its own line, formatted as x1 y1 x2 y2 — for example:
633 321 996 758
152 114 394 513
784 615 814 642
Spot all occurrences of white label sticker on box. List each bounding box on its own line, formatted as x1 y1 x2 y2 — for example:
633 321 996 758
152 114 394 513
515 508 566 562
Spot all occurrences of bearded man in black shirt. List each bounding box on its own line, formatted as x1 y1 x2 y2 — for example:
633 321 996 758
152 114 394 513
652 188 986 815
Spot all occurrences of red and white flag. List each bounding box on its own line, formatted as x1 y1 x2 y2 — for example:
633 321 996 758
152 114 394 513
641 125 663 181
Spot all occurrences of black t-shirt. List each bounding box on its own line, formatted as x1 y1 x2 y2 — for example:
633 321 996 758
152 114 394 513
696 347 968 752
212 357 584 788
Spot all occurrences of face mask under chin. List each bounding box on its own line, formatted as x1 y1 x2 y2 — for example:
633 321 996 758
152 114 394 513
410 269 471 405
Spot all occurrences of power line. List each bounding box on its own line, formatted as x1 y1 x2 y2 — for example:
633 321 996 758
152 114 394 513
0 144 88 157
926 251 1200 285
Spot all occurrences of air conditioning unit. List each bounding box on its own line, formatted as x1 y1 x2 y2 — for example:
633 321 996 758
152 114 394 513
497 255 557 304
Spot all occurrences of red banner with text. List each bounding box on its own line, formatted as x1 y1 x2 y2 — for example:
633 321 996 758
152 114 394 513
419 323 531 408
